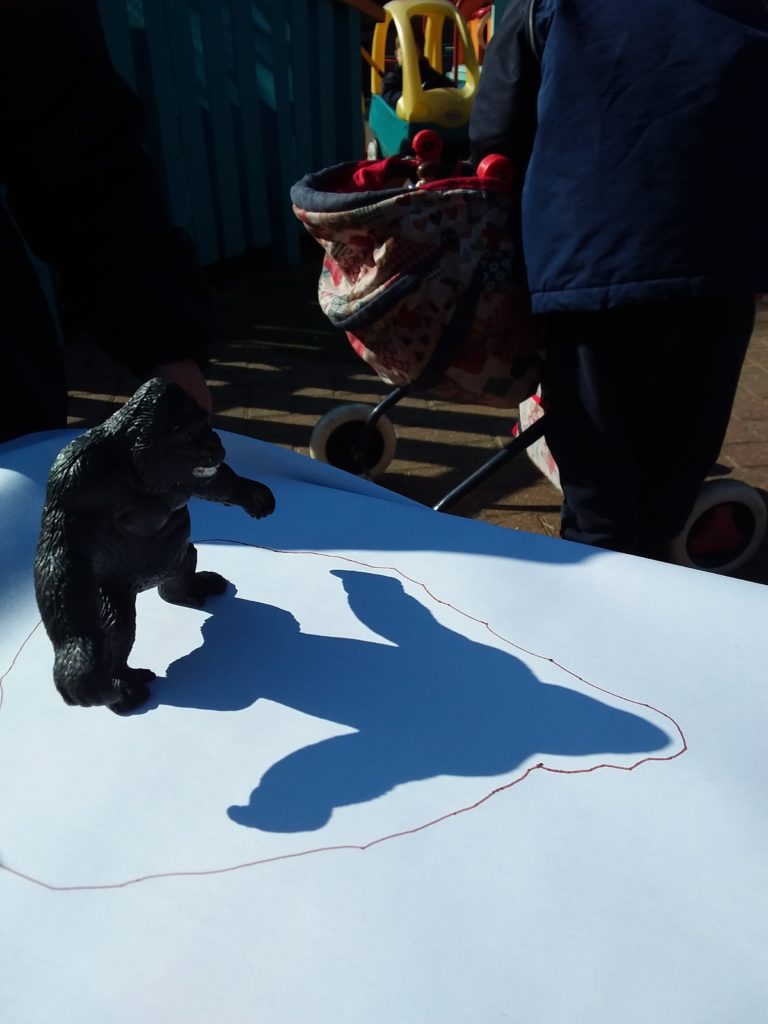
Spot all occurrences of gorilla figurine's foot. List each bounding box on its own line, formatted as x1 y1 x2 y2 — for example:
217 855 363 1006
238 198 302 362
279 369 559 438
117 666 157 685
159 570 228 608
109 679 151 715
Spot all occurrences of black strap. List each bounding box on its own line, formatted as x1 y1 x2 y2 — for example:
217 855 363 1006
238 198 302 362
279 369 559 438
526 0 542 64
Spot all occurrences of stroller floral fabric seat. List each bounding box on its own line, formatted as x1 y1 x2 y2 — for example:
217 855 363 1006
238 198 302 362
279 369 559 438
291 156 540 408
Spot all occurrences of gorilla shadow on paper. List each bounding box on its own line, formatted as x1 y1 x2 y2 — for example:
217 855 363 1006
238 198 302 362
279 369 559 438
145 571 671 832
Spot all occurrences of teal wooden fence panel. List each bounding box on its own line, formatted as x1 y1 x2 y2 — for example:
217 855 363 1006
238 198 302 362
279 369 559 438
98 0 364 266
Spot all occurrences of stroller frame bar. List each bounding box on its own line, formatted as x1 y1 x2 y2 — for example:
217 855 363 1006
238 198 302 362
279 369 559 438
433 414 548 512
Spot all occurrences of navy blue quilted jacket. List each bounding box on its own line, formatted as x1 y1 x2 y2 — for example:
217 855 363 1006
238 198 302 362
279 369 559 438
470 0 768 313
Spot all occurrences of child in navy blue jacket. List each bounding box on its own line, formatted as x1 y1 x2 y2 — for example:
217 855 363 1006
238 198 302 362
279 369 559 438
471 0 768 558
381 23 454 109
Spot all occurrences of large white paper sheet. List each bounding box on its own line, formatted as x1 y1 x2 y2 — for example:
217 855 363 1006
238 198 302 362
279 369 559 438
1 430 767 1023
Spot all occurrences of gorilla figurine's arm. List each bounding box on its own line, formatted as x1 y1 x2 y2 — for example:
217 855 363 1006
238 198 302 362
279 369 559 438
34 514 117 707
34 443 132 707
192 462 275 519
35 519 100 640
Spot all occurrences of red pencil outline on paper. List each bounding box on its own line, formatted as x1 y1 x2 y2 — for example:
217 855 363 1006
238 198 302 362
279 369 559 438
0 544 687 892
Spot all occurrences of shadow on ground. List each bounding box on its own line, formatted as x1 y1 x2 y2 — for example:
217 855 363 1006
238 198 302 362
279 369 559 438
65 248 768 586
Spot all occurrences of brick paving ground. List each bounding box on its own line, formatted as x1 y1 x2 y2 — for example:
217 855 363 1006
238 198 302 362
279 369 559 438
65 256 768 585
722 300 768 490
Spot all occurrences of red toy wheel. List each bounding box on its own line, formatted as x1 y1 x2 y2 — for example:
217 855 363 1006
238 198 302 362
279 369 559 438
412 130 443 162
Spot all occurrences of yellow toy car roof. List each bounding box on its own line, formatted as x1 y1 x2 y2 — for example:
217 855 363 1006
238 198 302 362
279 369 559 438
370 0 479 127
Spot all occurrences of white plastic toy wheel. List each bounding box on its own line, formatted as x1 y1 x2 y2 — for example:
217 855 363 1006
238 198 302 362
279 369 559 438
310 403 396 479
366 138 381 160
669 478 767 574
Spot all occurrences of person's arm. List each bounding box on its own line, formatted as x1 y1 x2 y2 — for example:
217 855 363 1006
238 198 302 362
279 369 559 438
0 0 212 408
469 0 545 176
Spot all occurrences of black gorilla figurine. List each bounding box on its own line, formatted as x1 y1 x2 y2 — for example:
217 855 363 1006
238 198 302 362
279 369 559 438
34 378 276 714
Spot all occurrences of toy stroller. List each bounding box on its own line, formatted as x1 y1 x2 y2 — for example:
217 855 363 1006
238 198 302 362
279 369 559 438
291 133 766 574
290 130 544 505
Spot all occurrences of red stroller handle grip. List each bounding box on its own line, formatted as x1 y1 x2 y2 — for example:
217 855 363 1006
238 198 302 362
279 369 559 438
477 154 516 186
412 130 443 162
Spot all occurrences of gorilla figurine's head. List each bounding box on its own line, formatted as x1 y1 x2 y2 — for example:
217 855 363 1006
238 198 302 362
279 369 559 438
115 378 225 491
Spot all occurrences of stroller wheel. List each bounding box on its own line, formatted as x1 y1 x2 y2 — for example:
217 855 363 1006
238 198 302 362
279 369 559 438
310 403 396 479
669 478 767 574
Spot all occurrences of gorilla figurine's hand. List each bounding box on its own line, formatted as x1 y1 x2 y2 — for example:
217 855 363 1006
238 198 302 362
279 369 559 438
193 462 276 520
53 637 114 708
240 480 276 519
52 637 154 714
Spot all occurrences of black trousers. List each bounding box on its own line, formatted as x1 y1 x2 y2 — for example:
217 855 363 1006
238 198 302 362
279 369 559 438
540 295 756 555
